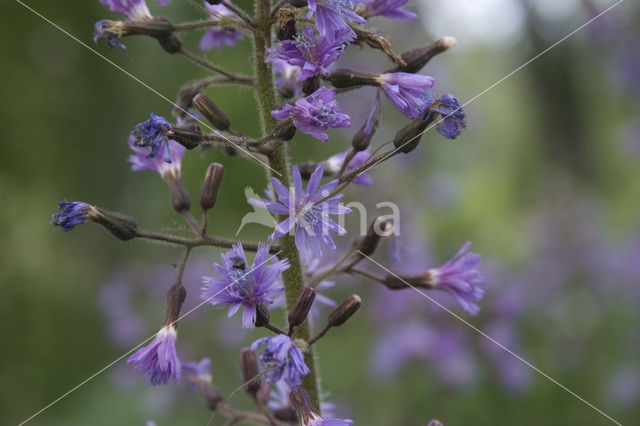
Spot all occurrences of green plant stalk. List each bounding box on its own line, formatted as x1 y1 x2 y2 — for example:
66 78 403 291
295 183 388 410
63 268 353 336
253 0 321 411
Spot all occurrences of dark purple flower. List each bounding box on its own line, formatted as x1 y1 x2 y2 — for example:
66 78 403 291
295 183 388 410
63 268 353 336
265 164 351 257
266 27 354 80
307 0 367 40
201 243 290 328
428 241 485 314
272 87 350 142
377 72 434 119
251 334 310 388
426 94 466 139
99 0 152 20
130 113 175 162
51 201 94 231
360 0 417 21
324 150 373 186
127 325 181 385
128 136 185 177
182 358 212 392
199 4 244 51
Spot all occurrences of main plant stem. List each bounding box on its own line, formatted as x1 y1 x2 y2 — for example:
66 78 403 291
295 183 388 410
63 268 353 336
253 0 321 411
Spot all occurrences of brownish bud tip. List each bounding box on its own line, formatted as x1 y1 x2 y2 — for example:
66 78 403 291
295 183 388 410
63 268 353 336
199 163 224 210
193 93 231 131
328 295 362 327
240 348 261 395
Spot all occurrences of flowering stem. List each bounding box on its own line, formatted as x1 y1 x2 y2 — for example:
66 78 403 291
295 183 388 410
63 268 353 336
252 0 321 410
135 229 279 252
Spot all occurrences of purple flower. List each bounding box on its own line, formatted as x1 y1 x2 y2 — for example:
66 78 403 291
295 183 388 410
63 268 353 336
182 358 212 392
272 87 350 142
201 243 290 328
99 0 152 20
93 21 128 54
265 164 351 257
51 201 93 231
251 334 310 388
305 415 353 426
127 325 181 385
360 0 417 21
377 72 434 119
128 136 185 178
130 113 175 162
429 241 485 314
274 60 301 98
155 0 172 6
199 4 244 51
426 94 466 139
324 150 373 186
307 0 367 40
266 27 354 80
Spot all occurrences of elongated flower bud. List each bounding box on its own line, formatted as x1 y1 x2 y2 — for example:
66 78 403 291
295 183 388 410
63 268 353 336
393 115 430 154
240 348 261 396
254 302 271 327
271 118 297 141
302 75 321 95
325 68 378 89
164 283 187 325
169 123 202 149
390 36 457 74
298 162 319 180
92 209 139 241
328 295 361 327
193 93 231 131
199 163 224 210
165 177 192 212
288 287 316 329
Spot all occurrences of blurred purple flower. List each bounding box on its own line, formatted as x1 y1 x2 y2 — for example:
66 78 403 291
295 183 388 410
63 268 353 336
360 0 417 21
182 357 212 393
377 73 434 119
324 150 373 186
266 26 353 80
272 86 351 142
199 4 244 51
251 334 310 388
306 0 366 40
265 164 351 257
128 136 185 178
201 243 289 328
98 279 145 347
127 325 181 385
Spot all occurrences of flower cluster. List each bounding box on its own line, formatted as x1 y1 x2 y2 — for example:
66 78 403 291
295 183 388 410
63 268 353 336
251 334 310 388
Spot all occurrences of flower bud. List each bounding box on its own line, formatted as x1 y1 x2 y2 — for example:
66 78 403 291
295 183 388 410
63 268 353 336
393 116 430 154
325 68 378 89
352 116 378 152
328 295 361 327
240 348 261 396
204 387 224 411
165 178 192 212
199 163 224 210
289 0 308 8
289 387 313 418
254 302 271 327
271 118 297 141
359 216 395 256
389 36 457 74
92 209 138 241
298 162 319 180
169 123 202 149
383 273 426 290
288 287 316 329
193 93 231 131
164 283 187 325
302 75 321 95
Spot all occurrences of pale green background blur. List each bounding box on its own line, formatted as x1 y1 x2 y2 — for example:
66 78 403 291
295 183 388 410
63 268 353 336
1 0 639 425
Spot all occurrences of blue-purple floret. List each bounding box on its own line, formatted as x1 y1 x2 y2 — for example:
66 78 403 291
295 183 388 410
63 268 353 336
131 113 175 162
378 72 435 119
251 334 310 389
272 86 350 142
361 0 417 21
426 94 466 139
266 27 354 81
430 241 485 315
307 0 367 40
265 164 351 257
201 243 290 328
324 150 373 186
51 201 91 232
128 136 185 174
199 4 244 51
127 325 182 385
182 357 211 391
93 20 128 54
99 0 151 20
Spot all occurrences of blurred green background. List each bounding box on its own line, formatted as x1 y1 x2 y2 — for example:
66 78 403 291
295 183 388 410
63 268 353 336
1 0 639 425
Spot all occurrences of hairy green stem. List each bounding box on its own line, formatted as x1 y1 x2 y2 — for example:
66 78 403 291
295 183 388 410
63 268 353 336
253 0 321 411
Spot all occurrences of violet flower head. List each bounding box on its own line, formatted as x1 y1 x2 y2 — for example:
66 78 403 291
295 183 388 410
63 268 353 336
201 243 290 328
251 334 310 388
182 357 212 392
271 86 350 142
99 0 152 20
377 72 435 119
324 150 373 186
429 241 485 314
307 0 367 40
127 325 181 385
51 201 92 232
426 94 466 139
360 0 417 21
128 136 185 177
266 26 353 81
130 113 175 162
199 4 244 51
265 164 351 257
93 20 128 54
